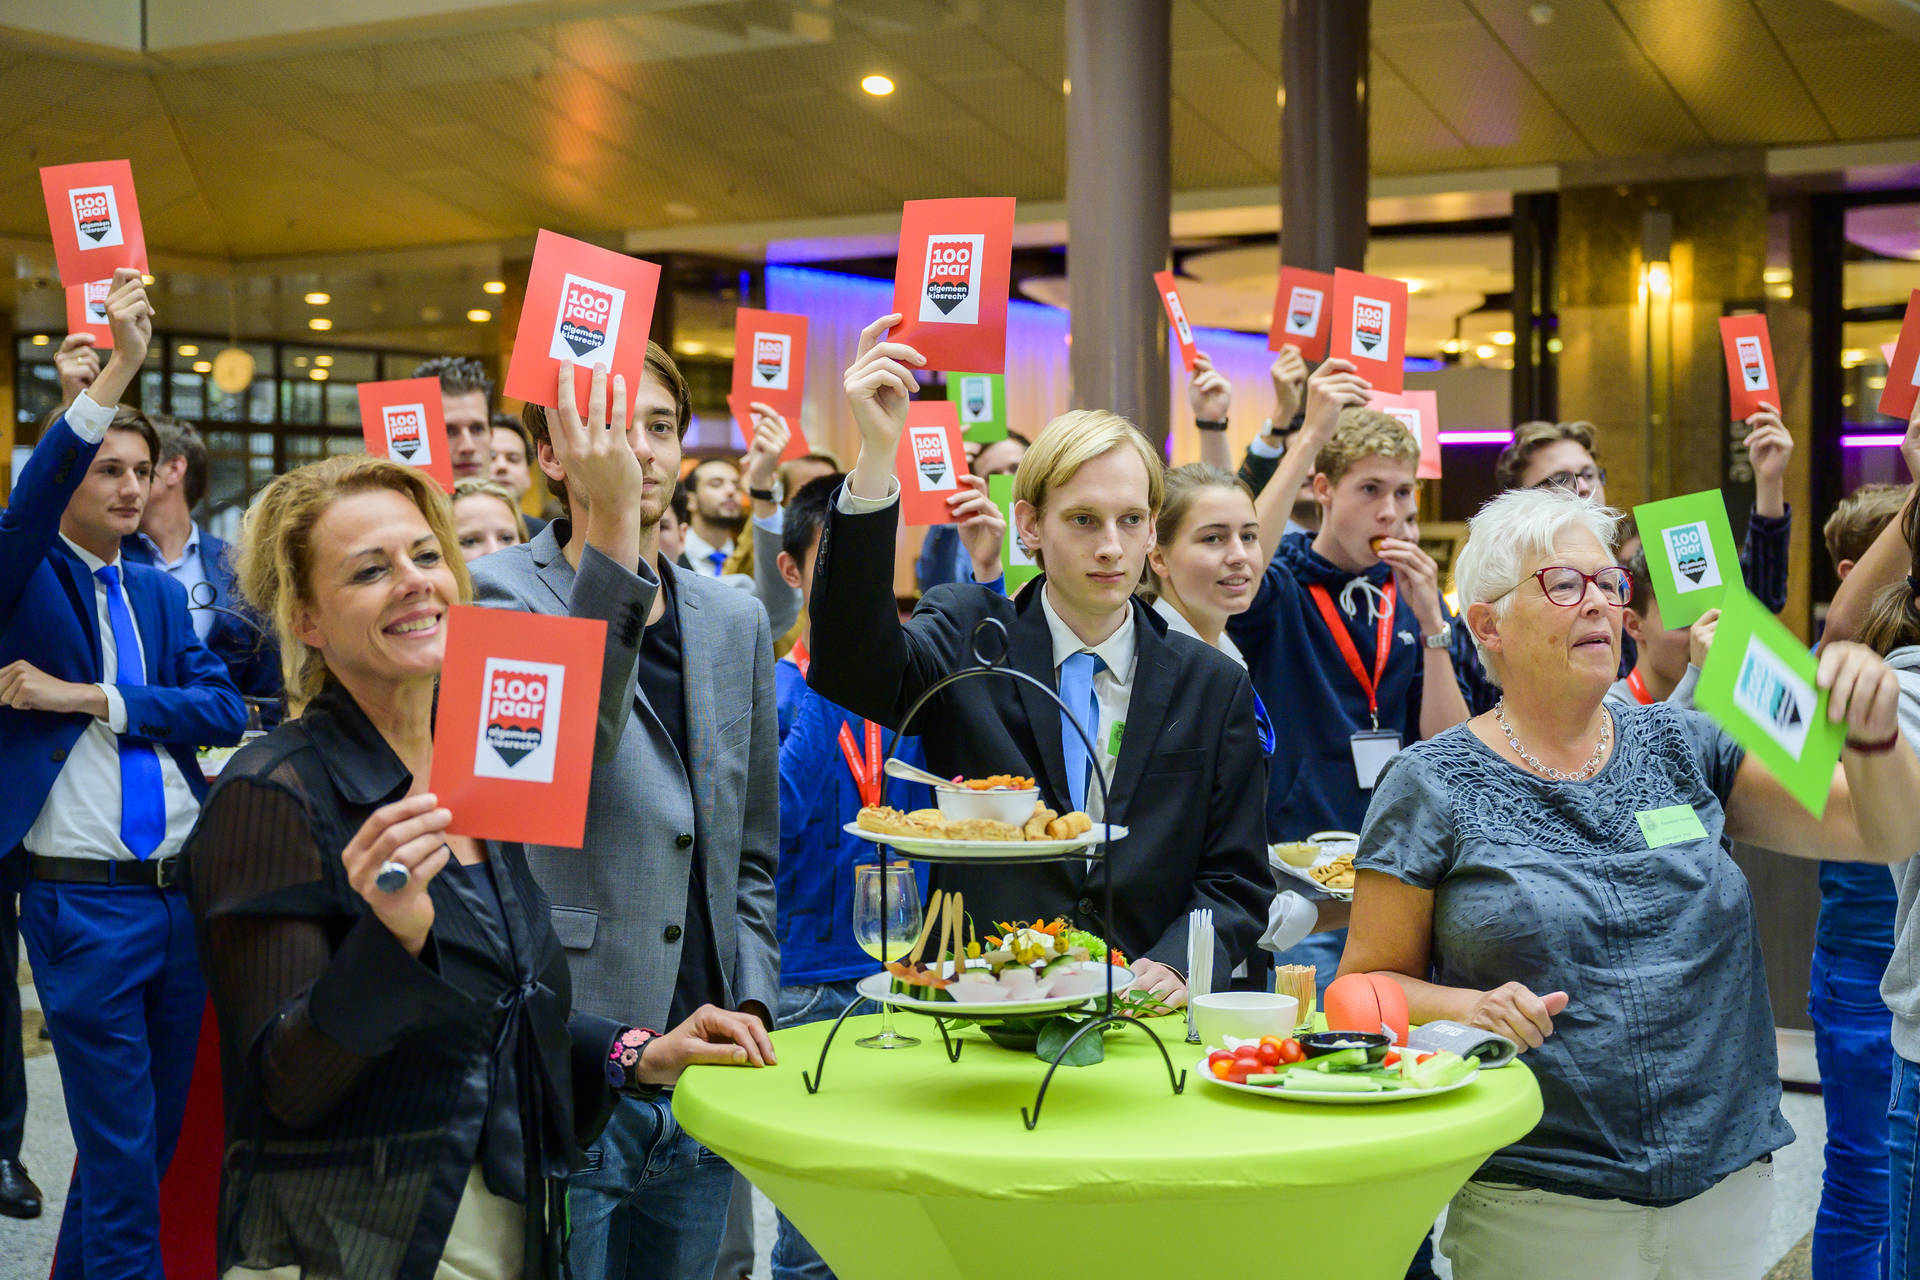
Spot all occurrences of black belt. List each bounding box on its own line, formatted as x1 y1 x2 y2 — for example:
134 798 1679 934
28 854 181 890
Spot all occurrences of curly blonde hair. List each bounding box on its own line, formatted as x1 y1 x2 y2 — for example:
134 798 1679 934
238 455 471 713
1315 408 1419 486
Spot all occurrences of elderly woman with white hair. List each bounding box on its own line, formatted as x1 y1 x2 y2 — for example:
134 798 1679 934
1339 487 1920 1280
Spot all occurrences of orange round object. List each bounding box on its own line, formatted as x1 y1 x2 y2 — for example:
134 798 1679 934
1323 972 1410 1045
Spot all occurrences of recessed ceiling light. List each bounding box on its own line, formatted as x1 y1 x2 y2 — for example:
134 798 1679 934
191 360 212 374
467 309 492 323
1763 267 1791 284
293 356 309 368
1474 344 1497 360
30 334 49 346
1404 279 1425 294
305 291 330 305
1491 330 1516 345
310 368 329 381
314 355 334 367
675 340 708 357
178 343 199 357
308 317 332 331
482 280 506 295
861 74 894 96
141 275 155 286
1440 338 1463 354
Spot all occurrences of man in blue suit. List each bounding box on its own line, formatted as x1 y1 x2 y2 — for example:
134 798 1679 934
0 270 245 1280
120 414 283 723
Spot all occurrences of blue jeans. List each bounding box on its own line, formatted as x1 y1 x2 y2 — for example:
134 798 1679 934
21 883 203 1280
567 1092 735 1280
770 981 864 1280
1810 944 1894 1280
1890 1055 1920 1280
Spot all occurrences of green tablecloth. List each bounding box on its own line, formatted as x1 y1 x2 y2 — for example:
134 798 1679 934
674 1014 1542 1279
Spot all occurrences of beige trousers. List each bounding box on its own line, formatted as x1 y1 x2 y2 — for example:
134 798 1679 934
224 1164 526 1280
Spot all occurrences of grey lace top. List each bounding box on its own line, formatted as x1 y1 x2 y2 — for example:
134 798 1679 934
1355 702 1793 1206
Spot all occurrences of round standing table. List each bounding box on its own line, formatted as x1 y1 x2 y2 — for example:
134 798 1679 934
674 1013 1542 1279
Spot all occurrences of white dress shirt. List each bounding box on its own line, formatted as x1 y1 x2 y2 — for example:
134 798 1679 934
1151 597 1247 670
681 526 735 577
24 514 200 861
136 523 212 641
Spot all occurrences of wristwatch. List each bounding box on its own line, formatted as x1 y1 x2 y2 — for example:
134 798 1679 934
748 486 777 503
1422 630 1451 650
1194 418 1228 433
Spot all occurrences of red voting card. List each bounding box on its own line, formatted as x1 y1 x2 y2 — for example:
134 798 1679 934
357 378 455 492
1719 314 1778 420
732 308 808 423
896 401 969 527
1367 389 1442 480
505 230 662 422
1270 266 1334 361
727 393 810 463
889 197 1016 374
1879 291 1920 423
1330 268 1409 394
429 605 607 848
41 161 147 288
66 279 114 349
1154 271 1199 370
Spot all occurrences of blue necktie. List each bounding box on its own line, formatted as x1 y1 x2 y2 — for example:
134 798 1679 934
1058 651 1104 814
96 565 166 860
707 548 728 576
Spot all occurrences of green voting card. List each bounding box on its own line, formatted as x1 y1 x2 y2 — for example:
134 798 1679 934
1632 489 1742 628
953 372 1007 445
1694 586 1842 817
990 473 1039 596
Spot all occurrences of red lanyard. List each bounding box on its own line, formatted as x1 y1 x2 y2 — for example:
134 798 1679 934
789 637 810 679
1306 580 1398 729
838 719 882 808
1625 668 1655 705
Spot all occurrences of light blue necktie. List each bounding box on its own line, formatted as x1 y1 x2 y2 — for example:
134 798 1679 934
707 548 728 575
1058 651 1105 814
96 565 166 859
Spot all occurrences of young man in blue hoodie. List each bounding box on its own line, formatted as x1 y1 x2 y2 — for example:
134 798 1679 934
1226 359 1471 990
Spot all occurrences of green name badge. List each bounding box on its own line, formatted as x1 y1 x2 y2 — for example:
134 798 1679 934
1635 804 1708 849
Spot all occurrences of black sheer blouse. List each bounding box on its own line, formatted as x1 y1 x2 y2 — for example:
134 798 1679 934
182 680 629 1280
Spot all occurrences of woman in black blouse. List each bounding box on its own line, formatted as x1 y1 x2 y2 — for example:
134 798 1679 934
185 441 771 1280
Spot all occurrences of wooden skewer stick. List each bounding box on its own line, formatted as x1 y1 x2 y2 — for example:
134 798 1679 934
907 888 943 968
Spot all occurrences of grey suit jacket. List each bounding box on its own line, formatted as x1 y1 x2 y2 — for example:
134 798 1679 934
469 522 781 1031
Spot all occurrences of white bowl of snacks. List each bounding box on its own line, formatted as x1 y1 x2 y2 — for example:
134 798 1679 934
935 775 1041 826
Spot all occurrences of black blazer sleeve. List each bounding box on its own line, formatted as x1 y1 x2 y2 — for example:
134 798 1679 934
1141 673 1270 979
806 495 981 729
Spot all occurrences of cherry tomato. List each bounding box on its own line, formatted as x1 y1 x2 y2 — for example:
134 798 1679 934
1259 1035 1286 1052
1278 1038 1306 1064
1207 1050 1233 1068
1227 1066 1253 1085
1211 1059 1235 1080
1255 1042 1282 1067
1233 1046 1261 1064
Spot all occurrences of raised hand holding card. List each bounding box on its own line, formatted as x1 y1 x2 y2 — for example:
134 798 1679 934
1719 314 1778 421
889 197 1016 374
896 400 969 527
504 230 661 421
1271 265 1334 361
358 378 455 492
41 160 147 287
1330 268 1409 394
727 393 809 463
66 280 114 348
428 606 607 847
1154 270 1199 370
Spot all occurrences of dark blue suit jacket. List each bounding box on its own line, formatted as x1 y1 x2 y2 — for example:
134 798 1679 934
0 413 246 856
122 525 283 723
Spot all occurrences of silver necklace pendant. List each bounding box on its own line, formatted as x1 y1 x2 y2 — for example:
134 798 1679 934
1495 699 1612 782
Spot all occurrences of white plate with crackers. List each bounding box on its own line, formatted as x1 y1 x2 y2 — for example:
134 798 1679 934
1268 832 1358 900
846 820 1126 861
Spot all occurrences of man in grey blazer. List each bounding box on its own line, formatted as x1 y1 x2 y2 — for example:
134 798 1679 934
469 349 780 1280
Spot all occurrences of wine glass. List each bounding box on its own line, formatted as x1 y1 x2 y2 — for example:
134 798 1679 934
852 862 923 1049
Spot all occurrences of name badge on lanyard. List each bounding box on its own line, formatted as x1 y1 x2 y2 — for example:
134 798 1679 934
1308 581 1403 790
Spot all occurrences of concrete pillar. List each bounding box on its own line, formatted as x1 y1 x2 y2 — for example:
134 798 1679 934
1555 155 1770 513
1280 0 1370 275
1065 0 1170 444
